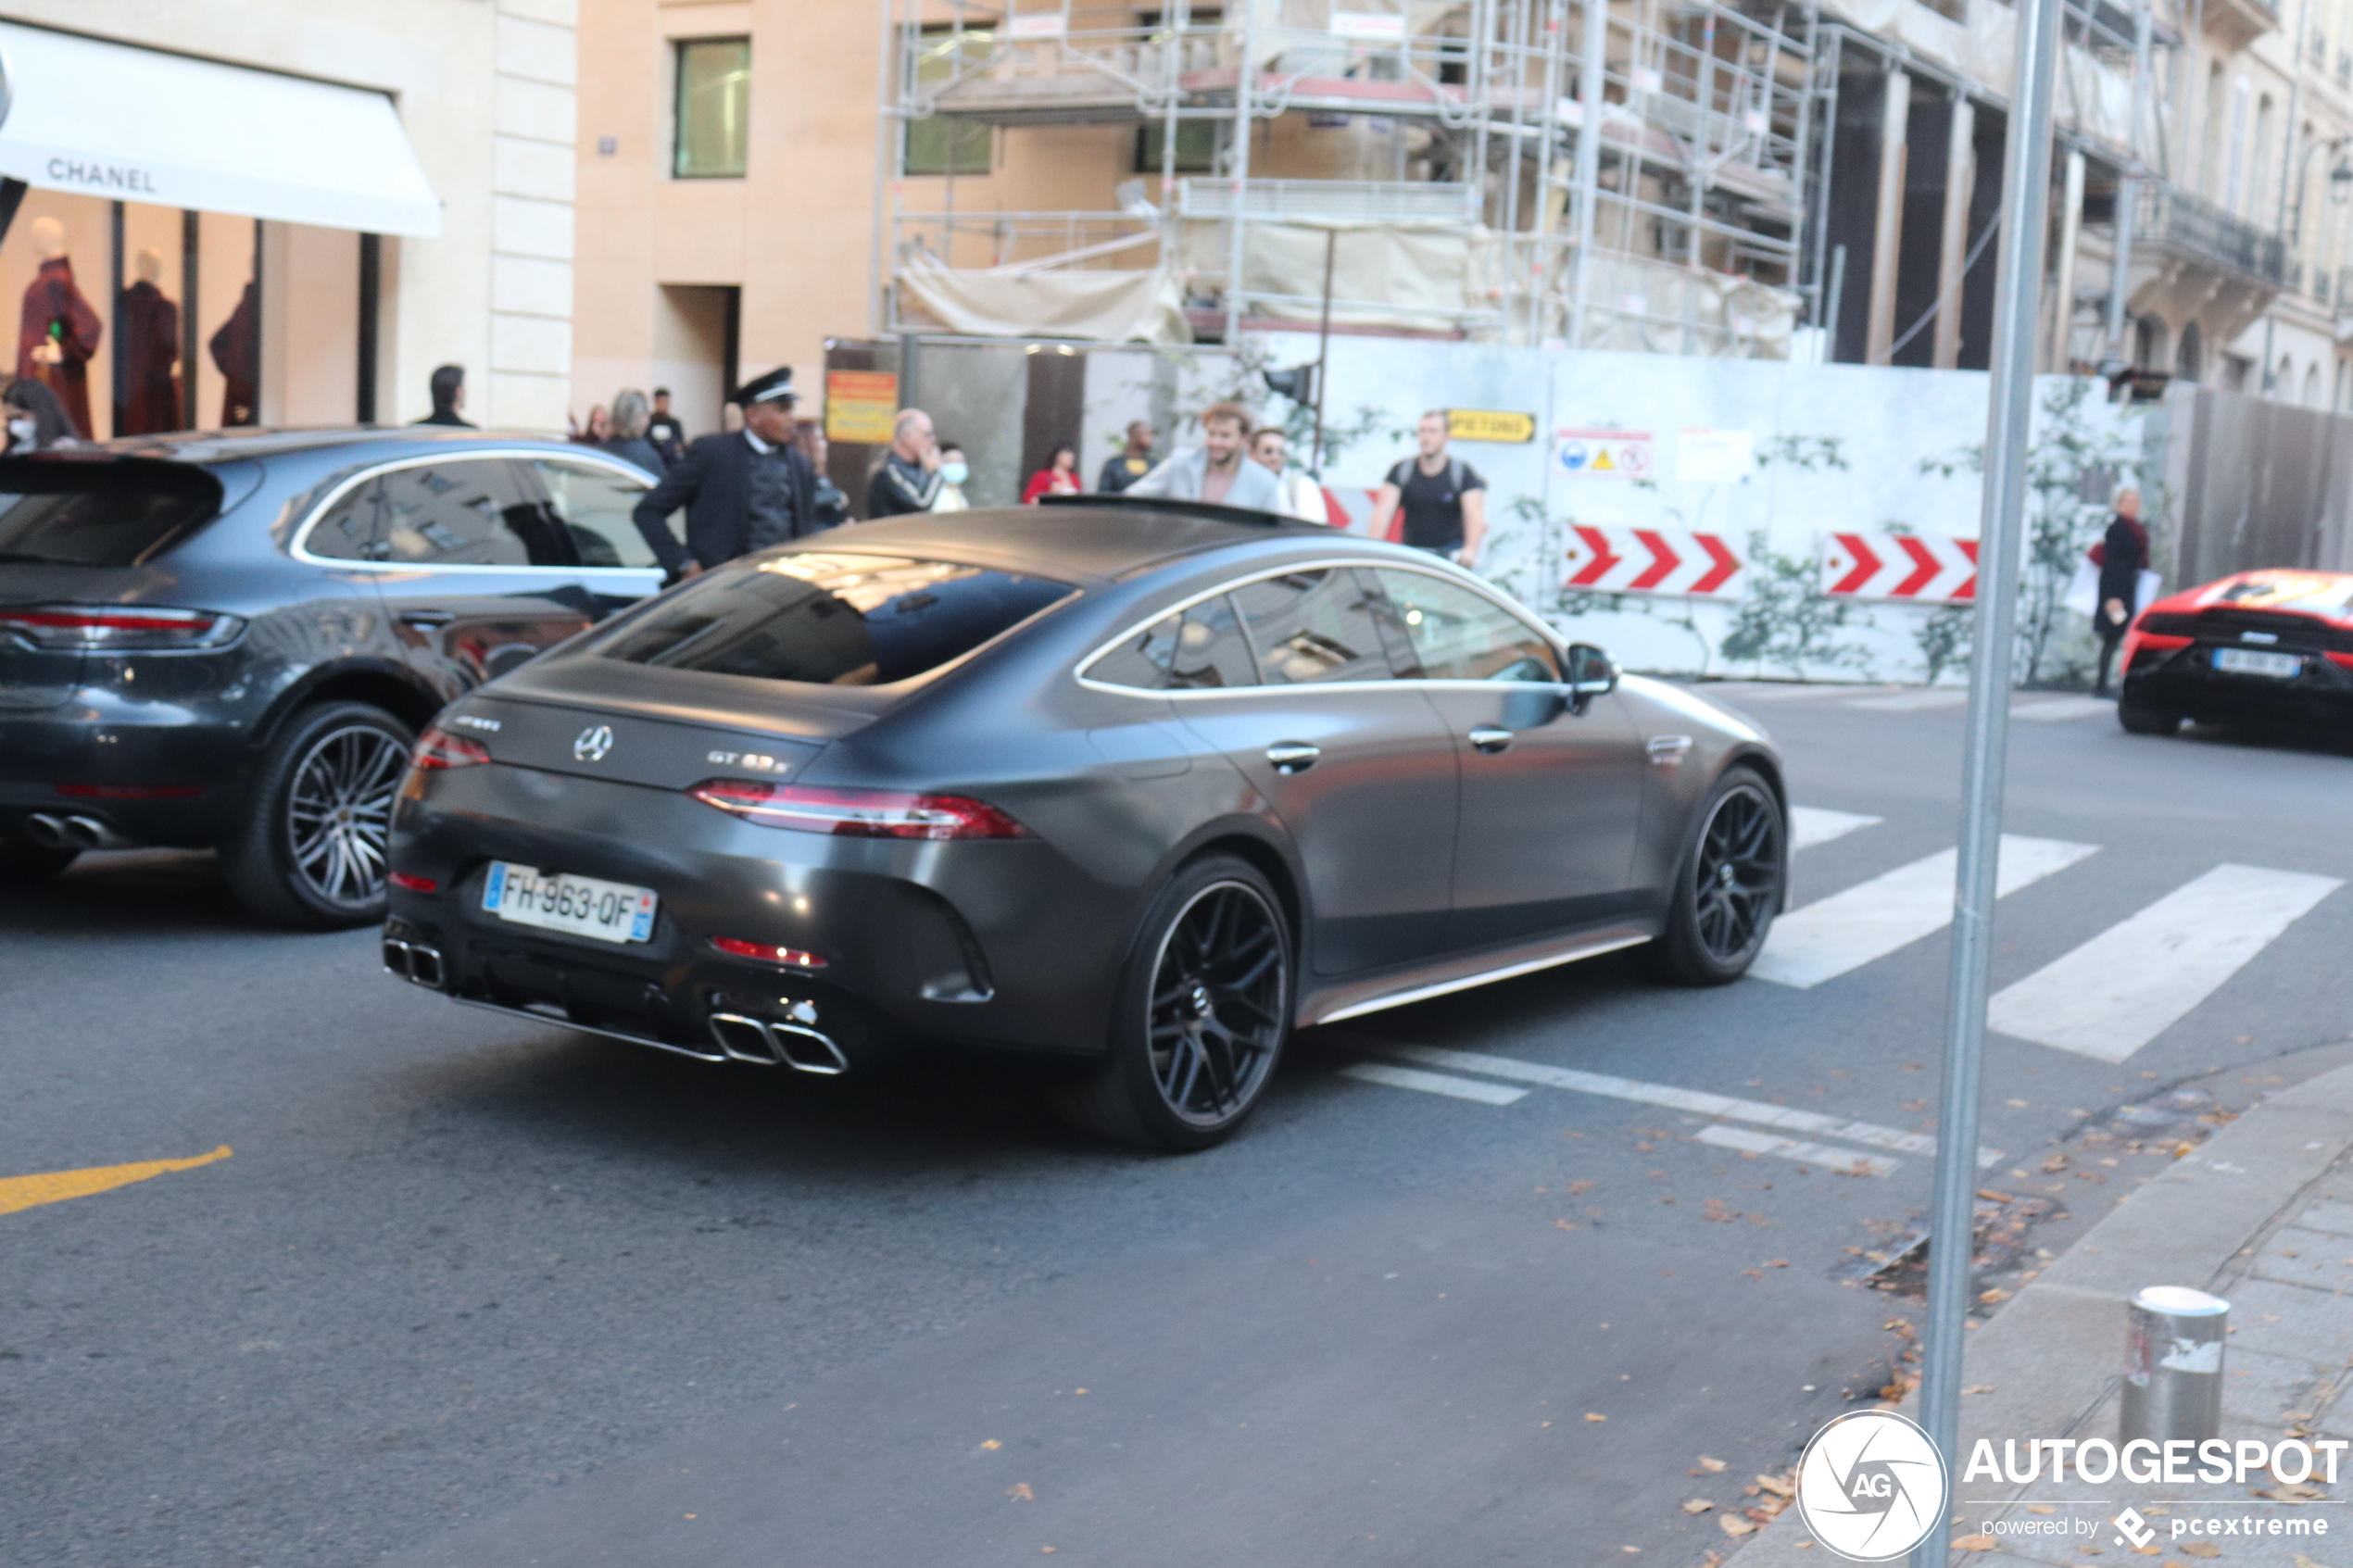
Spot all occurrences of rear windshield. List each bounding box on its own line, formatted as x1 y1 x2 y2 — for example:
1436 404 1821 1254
592 552 1076 685
0 458 222 568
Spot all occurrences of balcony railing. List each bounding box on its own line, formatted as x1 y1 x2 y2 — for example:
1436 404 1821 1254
2133 183 2286 286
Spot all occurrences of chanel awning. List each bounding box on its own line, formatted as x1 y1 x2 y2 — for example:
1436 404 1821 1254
0 20 441 237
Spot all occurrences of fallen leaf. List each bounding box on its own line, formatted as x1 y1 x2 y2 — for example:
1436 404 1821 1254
1977 1288 2013 1304
1977 1189 2014 1203
1703 1198 1739 1223
1756 1473 1796 1499
2006 1098 2030 1108
1767 1259 1789 1268
980 1439 1002 1450
1719 1517 1757 1537
1636 1142 1656 1153
1555 1219 1578 1231
2133 1546 2161 1556
2027 1504 2055 1515
1008 1484 1035 1501
1743 1269 1765 1278
1698 1455 1728 1473
1568 1180 1597 1195
2260 1482 2327 1500
2297 1555 2330 1568
1585 1412 1608 1422
1962 1384 1996 1395
1684 1499 1715 1513
1624 1548 1642 1554
1041 1549 1056 1557
2181 1546 2221 1559
1956 1537 2000 1552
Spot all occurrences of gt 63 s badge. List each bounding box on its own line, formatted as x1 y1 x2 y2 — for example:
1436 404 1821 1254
1795 1410 1949 1562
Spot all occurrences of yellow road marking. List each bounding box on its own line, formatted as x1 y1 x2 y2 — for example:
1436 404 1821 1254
0 1145 233 1217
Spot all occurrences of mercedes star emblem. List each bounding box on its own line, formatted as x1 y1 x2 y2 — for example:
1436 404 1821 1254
573 724 615 762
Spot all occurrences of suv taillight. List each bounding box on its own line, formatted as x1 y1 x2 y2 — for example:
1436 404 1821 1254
411 727 492 770
0 604 243 650
688 781 1030 840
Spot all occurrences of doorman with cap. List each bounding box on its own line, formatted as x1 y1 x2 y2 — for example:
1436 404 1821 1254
631 367 820 580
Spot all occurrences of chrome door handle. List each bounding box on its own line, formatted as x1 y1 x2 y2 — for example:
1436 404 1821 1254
1646 734 1693 767
1467 725 1514 753
1264 742 1321 773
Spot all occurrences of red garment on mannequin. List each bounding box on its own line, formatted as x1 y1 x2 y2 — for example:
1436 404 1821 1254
17 257 102 439
119 280 182 436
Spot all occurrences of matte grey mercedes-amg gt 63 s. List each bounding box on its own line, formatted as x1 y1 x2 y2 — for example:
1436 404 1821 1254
384 495 1787 1150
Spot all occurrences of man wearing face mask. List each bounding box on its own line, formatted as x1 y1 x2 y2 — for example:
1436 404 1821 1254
4 378 74 451
930 443 972 510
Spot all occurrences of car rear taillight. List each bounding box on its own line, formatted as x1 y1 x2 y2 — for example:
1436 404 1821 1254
54 783 203 798
0 604 243 650
411 727 492 770
687 781 1030 840
388 872 440 893
709 936 829 969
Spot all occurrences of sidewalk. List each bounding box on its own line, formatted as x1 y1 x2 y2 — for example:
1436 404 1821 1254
1728 1060 2353 1568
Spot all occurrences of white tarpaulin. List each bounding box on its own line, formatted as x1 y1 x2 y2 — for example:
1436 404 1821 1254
0 21 441 236
1180 220 1498 332
895 257 1191 344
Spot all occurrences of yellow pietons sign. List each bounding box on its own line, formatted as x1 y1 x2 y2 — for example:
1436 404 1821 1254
1446 408 1538 444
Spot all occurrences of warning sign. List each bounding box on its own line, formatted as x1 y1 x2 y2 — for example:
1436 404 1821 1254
825 370 900 444
1446 408 1538 444
1555 428 1654 478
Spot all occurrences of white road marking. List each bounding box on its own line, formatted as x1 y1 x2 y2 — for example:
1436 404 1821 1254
1709 684 1858 702
1387 1045 1998 1167
1750 834 2099 989
1987 864 2344 1062
1846 689 1971 711
1789 806 1883 851
1338 1062 1530 1105
2013 696 2113 722
1692 1123 1901 1177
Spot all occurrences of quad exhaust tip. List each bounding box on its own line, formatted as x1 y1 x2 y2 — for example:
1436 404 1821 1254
382 937 447 989
707 1010 850 1076
23 813 138 852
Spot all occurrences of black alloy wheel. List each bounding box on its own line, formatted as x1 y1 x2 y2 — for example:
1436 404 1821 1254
1055 855 1292 1151
2117 697 2183 735
1652 766 1784 985
224 701 415 930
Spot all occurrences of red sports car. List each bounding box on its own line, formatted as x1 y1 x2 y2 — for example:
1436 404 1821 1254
2117 569 2353 735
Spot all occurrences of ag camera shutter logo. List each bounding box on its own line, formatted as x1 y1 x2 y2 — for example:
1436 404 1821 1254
1795 1410 1949 1562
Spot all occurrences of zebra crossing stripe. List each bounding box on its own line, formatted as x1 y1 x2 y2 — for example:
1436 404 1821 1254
1386 1045 1999 1167
1692 1123 1900 1177
1789 806 1882 851
1337 1062 1530 1105
1750 834 2098 990
1987 864 2343 1062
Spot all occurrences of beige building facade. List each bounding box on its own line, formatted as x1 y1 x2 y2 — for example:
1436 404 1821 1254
0 0 577 434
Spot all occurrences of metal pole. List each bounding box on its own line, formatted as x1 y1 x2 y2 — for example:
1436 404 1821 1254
1913 0 2064 1547
869 0 900 337
2104 0 2152 366
1224 0 1258 346
1314 227 1335 475
1823 242 1848 358
1568 0 1608 347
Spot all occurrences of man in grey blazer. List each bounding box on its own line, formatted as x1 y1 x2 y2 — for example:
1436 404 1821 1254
1123 401 1283 512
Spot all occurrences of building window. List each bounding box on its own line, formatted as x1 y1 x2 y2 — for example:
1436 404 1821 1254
904 26 995 177
674 38 750 179
2177 320 2203 383
1134 120 1218 175
2133 315 2165 371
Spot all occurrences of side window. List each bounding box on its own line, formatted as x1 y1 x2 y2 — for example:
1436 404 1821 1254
528 458 660 570
378 460 565 569
1230 568 1393 685
303 477 385 561
1087 594 1258 691
1371 568 1560 683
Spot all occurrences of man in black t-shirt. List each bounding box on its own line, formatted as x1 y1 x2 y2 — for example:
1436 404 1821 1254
645 387 686 468
1369 410 1488 567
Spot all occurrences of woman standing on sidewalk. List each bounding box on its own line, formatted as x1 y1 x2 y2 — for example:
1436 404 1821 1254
2094 488 2149 696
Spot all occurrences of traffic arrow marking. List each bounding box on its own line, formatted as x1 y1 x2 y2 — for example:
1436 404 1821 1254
1691 533 1742 595
1828 533 1882 596
1892 535 1943 597
1567 524 1625 586
1628 530 1681 590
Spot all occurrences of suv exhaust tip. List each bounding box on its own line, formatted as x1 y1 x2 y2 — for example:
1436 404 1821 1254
382 937 447 989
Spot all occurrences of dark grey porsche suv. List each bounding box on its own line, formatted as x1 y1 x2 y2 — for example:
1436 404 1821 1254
382 498 1788 1149
0 430 665 925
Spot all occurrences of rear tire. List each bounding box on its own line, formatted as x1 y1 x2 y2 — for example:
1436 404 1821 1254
0 834 79 883
2118 697 2183 736
1649 766 1784 986
223 701 413 930
1052 854 1292 1152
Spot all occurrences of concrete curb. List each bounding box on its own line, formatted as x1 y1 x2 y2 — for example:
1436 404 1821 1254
1720 1059 2353 1568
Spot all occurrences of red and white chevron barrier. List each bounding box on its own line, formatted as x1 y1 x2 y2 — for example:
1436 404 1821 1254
1818 532 1979 602
1561 525 1744 597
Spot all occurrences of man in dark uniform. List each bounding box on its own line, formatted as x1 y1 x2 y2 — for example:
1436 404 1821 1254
1097 420 1157 494
645 387 686 467
630 368 817 581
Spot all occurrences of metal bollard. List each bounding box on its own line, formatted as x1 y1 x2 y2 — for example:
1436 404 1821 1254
2120 1286 2230 1444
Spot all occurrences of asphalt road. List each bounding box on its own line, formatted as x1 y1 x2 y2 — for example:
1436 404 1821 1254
6 685 2351 1568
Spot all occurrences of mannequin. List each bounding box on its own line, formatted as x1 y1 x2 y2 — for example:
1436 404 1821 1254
209 276 259 428
119 247 182 436
17 216 102 439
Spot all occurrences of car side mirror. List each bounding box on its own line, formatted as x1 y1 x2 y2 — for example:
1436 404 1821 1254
1565 643 1617 711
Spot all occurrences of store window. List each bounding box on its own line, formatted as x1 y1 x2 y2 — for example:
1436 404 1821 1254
674 38 751 180
1133 121 1218 176
903 26 995 178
